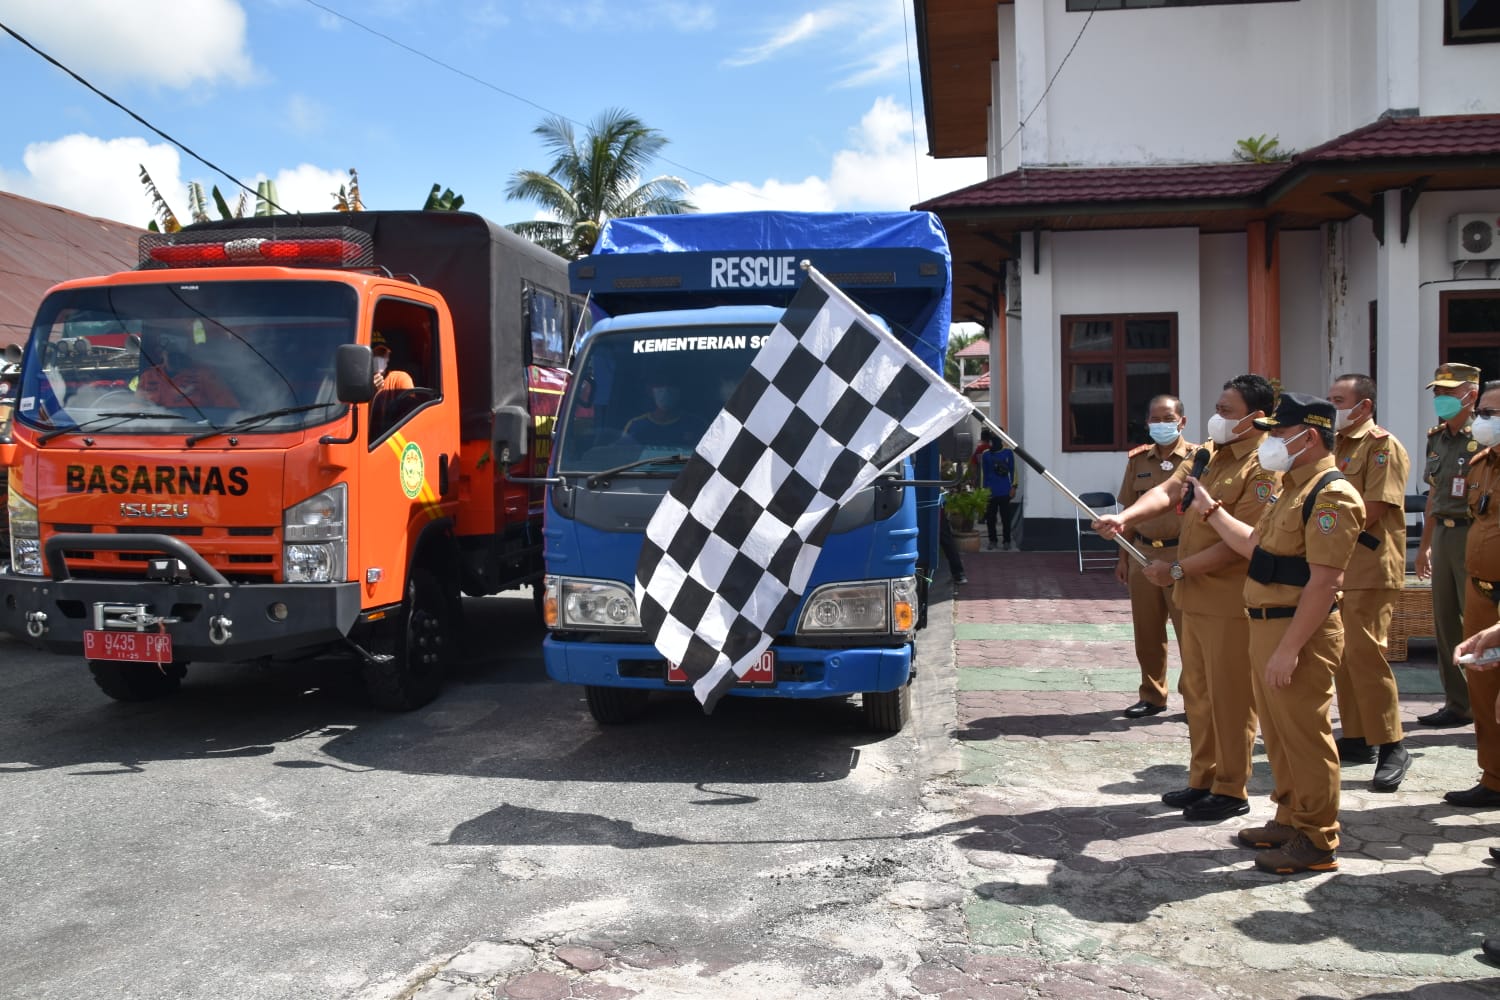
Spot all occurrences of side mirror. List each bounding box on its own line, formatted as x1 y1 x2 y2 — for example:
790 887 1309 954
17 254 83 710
2 343 21 365
335 344 375 404
493 405 530 465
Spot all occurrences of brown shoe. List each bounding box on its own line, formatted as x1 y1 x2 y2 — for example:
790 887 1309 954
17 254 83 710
1253 833 1338 875
1238 820 1297 850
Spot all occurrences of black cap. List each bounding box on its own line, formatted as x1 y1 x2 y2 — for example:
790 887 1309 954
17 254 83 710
1253 391 1335 431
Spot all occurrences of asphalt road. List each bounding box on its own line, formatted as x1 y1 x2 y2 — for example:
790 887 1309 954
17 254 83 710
0 590 959 999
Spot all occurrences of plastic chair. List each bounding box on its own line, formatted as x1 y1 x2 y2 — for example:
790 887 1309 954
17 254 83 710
1076 490 1121 572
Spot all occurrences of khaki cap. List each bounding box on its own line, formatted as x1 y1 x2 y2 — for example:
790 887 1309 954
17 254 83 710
1427 362 1481 388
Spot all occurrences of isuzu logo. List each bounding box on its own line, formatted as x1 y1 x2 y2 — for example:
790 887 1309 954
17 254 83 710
120 503 191 519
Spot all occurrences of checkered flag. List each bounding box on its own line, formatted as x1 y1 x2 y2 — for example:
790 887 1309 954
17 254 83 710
635 263 972 712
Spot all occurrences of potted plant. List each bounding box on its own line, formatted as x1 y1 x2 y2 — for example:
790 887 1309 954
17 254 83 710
947 487 990 540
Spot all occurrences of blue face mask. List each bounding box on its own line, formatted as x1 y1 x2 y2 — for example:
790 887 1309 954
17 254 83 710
1148 422 1180 445
1434 393 1467 422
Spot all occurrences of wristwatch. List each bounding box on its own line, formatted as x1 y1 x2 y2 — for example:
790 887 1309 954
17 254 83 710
1169 561 1185 581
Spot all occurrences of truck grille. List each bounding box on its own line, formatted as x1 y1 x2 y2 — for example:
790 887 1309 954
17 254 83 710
45 523 282 581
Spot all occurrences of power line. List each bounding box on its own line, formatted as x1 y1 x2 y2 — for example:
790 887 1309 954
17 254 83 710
302 0 756 195
996 0 1100 157
0 20 286 215
902 0 923 203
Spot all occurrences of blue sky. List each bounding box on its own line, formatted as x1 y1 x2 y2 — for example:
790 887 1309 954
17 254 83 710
0 0 985 230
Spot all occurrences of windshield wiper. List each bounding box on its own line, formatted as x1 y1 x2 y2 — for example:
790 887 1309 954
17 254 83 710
186 402 336 446
38 411 183 445
586 452 693 489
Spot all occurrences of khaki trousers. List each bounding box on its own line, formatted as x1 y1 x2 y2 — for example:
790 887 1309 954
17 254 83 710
1178 612 1256 799
1433 522 1471 716
1462 581 1500 792
1249 613 1343 852
1333 587 1404 746
1128 557 1181 707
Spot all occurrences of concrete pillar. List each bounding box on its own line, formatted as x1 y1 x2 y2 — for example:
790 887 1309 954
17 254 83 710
1377 188 1424 493
1246 220 1282 379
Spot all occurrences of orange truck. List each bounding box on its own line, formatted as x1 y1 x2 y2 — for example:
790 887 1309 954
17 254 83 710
0 211 574 708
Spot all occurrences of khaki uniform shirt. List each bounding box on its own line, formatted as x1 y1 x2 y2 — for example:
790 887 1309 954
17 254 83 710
1465 447 1500 583
1335 421 1410 590
1425 421 1478 520
1171 432 1278 616
1244 455 1366 610
1117 436 1197 548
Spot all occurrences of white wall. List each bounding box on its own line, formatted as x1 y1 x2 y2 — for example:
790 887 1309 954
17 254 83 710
1198 233 1249 424
1019 228 1201 517
1420 4 1500 114
1280 230 1328 394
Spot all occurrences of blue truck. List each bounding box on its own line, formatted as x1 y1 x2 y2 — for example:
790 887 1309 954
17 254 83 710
538 211 958 731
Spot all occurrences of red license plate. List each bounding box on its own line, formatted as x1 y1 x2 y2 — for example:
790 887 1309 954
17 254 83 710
667 650 775 687
83 630 173 664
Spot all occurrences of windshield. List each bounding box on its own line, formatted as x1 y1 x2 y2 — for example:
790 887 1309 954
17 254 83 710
556 324 770 474
16 280 358 437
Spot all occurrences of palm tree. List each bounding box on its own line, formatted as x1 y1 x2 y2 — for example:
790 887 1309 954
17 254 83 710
945 330 983 386
505 108 694 259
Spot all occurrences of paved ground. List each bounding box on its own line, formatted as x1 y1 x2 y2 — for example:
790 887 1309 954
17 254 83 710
941 548 1500 1000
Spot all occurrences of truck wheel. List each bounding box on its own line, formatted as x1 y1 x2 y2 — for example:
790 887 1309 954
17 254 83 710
362 568 449 711
862 682 911 733
584 685 649 724
88 660 187 701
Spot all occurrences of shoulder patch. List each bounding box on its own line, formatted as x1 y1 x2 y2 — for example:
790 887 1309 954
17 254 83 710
1369 426 1389 439
1429 425 1443 436
1128 443 1151 457
1374 450 1388 466
1475 446 1496 464
1252 476 1276 503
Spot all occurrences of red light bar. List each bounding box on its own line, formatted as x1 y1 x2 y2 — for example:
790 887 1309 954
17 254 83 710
146 237 367 268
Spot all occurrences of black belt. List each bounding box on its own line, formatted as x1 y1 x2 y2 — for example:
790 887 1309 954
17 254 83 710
1247 603 1339 620
1438 517 1471 528
1137 533 1179 549
1473 578 1500 606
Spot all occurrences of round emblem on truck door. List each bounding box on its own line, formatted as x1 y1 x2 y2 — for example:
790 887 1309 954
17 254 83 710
400 441 425 499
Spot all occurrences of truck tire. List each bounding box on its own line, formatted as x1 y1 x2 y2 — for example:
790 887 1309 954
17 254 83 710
584 685 649 725
862 682 911 733
362 568 450 711
88 660 187 701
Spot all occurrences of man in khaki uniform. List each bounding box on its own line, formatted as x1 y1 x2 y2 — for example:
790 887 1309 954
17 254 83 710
1096 374 1278 822
1445 380 1500 808
1189 392 1365 875
1417 362 1481 727
1328 373 1412 790
1116 394 1196 719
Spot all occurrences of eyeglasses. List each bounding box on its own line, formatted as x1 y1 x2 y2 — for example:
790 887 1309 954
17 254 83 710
1479 408 1500 419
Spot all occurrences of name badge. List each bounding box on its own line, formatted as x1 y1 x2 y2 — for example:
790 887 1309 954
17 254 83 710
1452 476 1467 498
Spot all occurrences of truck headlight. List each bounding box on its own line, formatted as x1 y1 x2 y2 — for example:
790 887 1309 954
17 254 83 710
550 576 640 629
283 484 346 583
797 576 918 636
8 489 42 576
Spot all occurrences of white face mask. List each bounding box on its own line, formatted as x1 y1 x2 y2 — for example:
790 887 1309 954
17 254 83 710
1206 413 1239 446
1473 415 1500 449
1257 429 1309 473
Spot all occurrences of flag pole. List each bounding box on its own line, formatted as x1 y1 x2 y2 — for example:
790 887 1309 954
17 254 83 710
974 413 1149 566
796 261 1150 567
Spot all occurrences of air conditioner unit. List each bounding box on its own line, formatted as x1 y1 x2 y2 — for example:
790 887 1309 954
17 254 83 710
1451 213 1500 263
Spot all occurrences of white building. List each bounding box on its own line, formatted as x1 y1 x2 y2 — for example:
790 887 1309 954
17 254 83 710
915 0 1500 548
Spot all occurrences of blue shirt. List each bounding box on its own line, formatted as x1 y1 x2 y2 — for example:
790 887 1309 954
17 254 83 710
981 447 1015 497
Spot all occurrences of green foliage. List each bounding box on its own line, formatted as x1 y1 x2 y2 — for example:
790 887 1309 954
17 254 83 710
946 487 990 527
1233 134 1292 164
423 184 465 212
505 107 695 260
945 330 982 385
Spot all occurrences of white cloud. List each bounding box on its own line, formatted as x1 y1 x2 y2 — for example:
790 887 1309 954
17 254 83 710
0 132 350 225
0 0 255 89
726 3 904 86
690 97 986 214
725 8 850 66
0 133 182 226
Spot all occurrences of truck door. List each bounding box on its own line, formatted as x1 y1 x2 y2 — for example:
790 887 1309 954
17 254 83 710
361 297 458 606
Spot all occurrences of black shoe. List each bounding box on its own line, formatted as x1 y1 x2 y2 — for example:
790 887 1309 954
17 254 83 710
1161 786 1209 808
1444 784 1500 808
1417 707 1473 727
1489 846 1500 863
1183 793 1251 822
1336 736 1376 765
1123 700 1167 719
1483 937 1500 964
1371 744 1411 792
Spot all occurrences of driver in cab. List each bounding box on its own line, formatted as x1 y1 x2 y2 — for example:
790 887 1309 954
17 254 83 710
136 348 238 409
623 382 708 450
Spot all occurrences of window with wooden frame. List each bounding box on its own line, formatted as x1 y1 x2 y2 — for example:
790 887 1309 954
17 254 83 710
1061 313 1178 451
1439 290 1500 383
1445 0 1500 44
1066 0 1297 10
